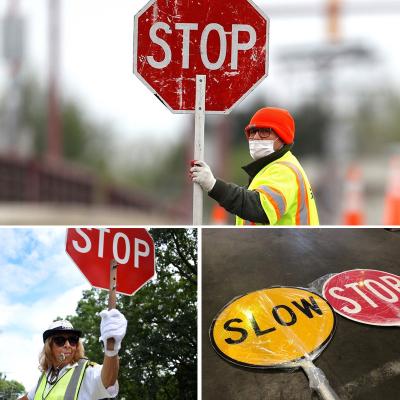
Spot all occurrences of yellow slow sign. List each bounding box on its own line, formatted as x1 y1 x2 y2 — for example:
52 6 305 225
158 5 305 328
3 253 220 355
210 287 336 368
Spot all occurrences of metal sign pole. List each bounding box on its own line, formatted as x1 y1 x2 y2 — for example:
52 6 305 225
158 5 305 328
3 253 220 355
193 75 206 225
106 259 118 352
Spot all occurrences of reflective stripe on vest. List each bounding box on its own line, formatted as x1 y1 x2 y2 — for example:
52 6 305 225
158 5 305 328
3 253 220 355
34 359 89 400
235 215 256 225
235 151 318 225
276 161 310 225
65 359 88 400
255 185 287 220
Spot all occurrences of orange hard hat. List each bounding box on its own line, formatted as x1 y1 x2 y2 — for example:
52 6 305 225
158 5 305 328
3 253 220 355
245 107 295 144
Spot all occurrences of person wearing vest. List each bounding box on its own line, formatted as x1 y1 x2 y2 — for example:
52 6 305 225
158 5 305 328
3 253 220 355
190 107 319 225
19 309 127 400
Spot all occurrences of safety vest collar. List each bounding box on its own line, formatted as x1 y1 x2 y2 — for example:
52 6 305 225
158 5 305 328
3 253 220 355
34 359 89 400
241 143 293 180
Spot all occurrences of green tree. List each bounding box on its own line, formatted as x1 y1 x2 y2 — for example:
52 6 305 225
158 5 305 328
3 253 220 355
0 373 25 399
16 76 112 177
123 139 189 202
68 228 197 400
292 101 331 157
352 88 400 155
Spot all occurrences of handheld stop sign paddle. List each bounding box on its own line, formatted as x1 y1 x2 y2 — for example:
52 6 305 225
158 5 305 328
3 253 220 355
210 287 340 400
323 269 400 326
134 0 269 224
66 228 156 352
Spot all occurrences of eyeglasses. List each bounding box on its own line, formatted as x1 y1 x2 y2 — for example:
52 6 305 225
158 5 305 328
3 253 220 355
246 127 275 139
52 335 79 347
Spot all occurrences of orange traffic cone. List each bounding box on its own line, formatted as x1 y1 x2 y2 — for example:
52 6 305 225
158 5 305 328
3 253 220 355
211 204 228 225
383 156 400 225
342 165 365 225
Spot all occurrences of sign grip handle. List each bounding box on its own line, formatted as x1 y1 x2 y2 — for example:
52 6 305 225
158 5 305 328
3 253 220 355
301 360 340 400
106 259 118 352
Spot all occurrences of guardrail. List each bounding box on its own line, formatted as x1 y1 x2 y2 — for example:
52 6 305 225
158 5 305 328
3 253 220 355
0 154 187 221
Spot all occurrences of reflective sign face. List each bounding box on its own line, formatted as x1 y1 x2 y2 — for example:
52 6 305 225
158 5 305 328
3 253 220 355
323 269 400 326
134 0 269 113
66 228 155 295
210 287 336 368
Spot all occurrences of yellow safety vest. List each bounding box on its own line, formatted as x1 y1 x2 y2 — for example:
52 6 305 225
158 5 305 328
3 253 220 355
34 359 89 400
236 151 319 226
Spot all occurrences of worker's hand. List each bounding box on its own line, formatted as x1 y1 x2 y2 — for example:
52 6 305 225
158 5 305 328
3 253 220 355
99 309 127 357
190 160 216 193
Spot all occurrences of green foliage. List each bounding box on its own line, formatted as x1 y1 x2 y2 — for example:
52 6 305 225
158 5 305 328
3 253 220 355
293 101 330 157
16 76 112 177
0 372 25 399
123 140 188 201
69 229 197 400
353 89 400 155
18 77 47 155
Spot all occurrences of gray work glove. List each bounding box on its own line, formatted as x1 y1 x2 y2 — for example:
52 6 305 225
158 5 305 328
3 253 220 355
190 160 216 193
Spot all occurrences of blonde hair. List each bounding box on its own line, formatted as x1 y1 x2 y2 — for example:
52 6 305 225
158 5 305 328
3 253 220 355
39 337 85 371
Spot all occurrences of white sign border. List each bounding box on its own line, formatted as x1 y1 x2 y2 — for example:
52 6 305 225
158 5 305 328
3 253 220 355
209 286 337 369
322 268 400 327
65 227 157 296
133 0 270 114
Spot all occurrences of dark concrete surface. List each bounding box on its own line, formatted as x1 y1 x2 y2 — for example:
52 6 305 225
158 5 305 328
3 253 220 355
202 228 400 400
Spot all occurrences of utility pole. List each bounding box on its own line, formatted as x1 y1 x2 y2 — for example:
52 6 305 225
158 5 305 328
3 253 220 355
327 0 341 43
1 0 24 153
270 0 395 223
47 0 62 161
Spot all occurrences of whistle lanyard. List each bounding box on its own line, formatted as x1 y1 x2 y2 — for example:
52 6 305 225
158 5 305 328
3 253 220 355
42 367 68 400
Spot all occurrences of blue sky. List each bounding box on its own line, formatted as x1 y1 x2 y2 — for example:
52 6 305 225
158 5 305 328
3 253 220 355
0 228 91 391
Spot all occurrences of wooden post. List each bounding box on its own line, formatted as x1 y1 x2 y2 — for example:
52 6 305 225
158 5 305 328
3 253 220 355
106 259 118 352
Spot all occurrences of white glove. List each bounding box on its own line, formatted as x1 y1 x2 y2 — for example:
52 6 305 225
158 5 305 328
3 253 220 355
99 309 127 357
190 160 216 193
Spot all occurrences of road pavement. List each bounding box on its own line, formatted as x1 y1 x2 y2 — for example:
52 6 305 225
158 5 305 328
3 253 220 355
0 203 180 224
202 228 400 400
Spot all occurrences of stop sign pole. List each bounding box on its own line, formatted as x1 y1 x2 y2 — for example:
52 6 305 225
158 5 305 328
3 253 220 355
193 75 206 224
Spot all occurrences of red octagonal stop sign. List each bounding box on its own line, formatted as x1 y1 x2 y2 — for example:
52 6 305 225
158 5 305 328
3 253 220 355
66 228 155 296
323 269 400 326
134 0 269 113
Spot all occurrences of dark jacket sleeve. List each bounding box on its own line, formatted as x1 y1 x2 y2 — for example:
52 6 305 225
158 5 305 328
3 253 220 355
208 179 269 224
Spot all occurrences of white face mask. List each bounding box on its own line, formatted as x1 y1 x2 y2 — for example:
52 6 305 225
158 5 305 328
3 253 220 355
249 139 277 160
